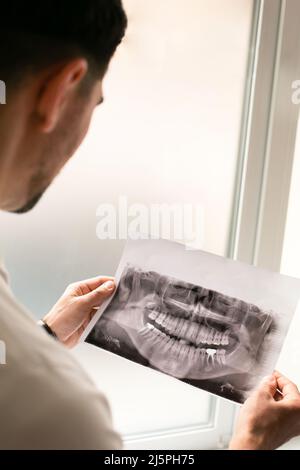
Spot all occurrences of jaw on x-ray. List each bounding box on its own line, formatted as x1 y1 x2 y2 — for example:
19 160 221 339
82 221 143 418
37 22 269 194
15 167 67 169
86 264 277 403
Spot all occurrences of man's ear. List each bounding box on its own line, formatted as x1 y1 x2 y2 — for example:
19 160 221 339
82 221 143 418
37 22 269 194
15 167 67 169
36 59 88 133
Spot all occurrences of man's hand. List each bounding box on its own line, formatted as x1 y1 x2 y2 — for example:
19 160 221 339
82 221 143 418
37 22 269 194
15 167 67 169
229 371 300 450
43 276 116 348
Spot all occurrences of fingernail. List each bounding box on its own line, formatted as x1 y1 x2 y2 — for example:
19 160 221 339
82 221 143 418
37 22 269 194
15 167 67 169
103 280 115 291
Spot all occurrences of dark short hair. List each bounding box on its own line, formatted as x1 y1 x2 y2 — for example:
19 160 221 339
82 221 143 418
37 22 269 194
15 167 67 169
0 0 127 86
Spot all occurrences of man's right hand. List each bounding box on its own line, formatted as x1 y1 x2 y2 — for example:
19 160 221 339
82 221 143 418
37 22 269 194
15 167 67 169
229 371 300 450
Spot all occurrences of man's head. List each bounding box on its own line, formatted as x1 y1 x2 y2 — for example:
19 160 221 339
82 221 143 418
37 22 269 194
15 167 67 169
0 0 127 213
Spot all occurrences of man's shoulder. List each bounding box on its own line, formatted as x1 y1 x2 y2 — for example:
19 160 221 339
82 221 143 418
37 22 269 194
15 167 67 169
0 275 121 449
1 344 121 449
1 318 122 449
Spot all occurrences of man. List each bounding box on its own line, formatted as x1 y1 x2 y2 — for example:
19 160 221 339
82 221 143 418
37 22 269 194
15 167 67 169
0 0 299 450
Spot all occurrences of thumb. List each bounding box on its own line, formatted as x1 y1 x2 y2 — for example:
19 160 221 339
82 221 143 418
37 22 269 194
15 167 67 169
257 374 277 399
82 280 116 308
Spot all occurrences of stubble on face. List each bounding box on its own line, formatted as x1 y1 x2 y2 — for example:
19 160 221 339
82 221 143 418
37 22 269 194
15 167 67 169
11 79 103 214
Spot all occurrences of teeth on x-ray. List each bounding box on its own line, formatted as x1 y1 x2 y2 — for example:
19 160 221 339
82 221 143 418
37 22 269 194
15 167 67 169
145 308 230 347
139 319 228 367
86 263 278 403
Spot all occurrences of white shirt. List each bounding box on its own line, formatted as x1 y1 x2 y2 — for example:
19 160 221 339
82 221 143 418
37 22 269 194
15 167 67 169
0 261 122 449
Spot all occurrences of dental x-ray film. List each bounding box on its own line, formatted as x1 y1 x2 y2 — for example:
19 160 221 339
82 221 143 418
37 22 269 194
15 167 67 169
83 239 300 404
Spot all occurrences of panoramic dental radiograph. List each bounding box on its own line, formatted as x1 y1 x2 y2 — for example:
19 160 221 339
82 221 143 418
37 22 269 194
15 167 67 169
86 264 277 403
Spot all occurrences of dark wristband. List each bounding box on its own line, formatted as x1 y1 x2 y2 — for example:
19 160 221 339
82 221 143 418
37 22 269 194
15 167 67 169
37 320 58 339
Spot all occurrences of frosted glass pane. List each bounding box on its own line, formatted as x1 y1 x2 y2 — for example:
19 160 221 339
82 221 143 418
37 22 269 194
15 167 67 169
0 0 253 438
73 343 211 435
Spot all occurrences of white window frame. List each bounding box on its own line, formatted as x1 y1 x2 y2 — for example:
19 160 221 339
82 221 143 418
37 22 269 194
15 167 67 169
123 397 234 450
230 0 300 272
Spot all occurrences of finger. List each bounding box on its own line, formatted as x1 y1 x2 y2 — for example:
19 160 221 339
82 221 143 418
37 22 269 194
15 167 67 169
76 275 114 291
82 279 116 308
256 375 277 399
66 276 115 295
273 370 300 399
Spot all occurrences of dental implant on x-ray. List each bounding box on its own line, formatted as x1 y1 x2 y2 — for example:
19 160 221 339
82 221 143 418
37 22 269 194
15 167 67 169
87 264 277 403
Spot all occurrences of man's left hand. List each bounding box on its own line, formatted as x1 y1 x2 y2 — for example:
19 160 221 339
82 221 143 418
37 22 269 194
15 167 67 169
43 276 116 347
